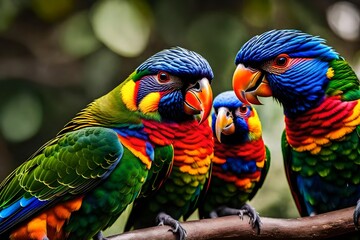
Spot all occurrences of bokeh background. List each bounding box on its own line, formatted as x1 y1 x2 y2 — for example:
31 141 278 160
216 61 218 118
0 0 360 236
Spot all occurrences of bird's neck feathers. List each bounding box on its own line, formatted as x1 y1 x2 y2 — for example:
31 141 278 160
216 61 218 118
276 59 329 118
247 108 262 141
285 59 360 153
59 74 153 134
281 58 360 118
325 59 360 101
120 72 163 122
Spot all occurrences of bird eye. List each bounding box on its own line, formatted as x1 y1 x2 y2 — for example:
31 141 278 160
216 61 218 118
157 71 171 83
235 105 249 117
274 54 289 67
239 105 248 113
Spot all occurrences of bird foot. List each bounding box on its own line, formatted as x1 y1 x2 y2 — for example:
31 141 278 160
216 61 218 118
209 209 219 218
93 231 109 240
214 204 262 234
354 199 360 230
156 212 187 240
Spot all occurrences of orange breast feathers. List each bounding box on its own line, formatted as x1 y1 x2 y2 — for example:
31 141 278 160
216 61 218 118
211 138 266 190
142 118 214 176
10 197 83 240
172 120 214 175
285 97 360 154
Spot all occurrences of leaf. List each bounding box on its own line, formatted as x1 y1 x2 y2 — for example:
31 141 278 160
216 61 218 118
91 0 152 57
59 11 101 58
0 91 43 142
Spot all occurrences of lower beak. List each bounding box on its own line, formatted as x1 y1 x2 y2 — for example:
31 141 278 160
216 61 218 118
232 63 272 105
215 107 235 143
184 78 213 124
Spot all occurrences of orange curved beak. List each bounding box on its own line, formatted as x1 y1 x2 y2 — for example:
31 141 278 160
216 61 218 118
184 78 213 124
215 107 235 143
232 64 272 105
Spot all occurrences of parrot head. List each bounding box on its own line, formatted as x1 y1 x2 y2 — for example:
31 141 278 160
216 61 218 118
232 29 339 117
212 91 262 144
122 47 213 123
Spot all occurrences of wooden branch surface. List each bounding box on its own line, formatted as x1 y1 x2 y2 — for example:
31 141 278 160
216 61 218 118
108 207 358 240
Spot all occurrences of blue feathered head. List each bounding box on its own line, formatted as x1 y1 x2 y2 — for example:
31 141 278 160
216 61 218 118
121 47 214 123
136 47 214 82
235 29 338 64
212 91 262 144
232 29 341 117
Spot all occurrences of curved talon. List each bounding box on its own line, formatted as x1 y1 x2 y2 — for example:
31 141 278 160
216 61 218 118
170 222 179 233
156 212 187 240
213 204 262 234
209 210 218 218
240 204 262 235
238 210 244 220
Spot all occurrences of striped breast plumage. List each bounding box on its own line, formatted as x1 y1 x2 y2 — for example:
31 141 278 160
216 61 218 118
212 138 266 193
284 97 360 215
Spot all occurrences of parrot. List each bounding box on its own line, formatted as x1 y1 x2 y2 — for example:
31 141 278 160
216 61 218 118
124 74 214 239
124 118 214 240
198 90 270 234
232 29 360 226
0 46 214 240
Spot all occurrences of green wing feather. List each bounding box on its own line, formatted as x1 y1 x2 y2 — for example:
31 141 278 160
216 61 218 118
183 161 213 221
248 145 271 201
138 144 174 198
124 144 174 231
281 130 307 216
0 127 124 231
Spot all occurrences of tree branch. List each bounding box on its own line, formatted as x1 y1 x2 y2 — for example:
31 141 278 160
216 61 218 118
108 207 358 239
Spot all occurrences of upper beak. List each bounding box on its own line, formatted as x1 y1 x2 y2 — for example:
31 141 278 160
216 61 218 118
184 78 213 124
232 63 272 105
215 107 235 143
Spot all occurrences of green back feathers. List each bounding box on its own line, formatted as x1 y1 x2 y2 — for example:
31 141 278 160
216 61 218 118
326 59 360 101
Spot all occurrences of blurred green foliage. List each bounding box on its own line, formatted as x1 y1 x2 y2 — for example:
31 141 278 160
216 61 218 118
0 0 360 236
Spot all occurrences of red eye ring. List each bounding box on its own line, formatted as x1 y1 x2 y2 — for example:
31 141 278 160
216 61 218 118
274 54 290 67
157 71 171 82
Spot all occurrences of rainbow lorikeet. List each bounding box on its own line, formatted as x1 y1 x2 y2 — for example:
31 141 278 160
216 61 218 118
0 47 214 240
124 80 214 239
232 29 360 226
125 117 213 240
199 91 270 234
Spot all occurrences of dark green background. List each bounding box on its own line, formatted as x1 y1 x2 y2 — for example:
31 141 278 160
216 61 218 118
0 0 359 235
